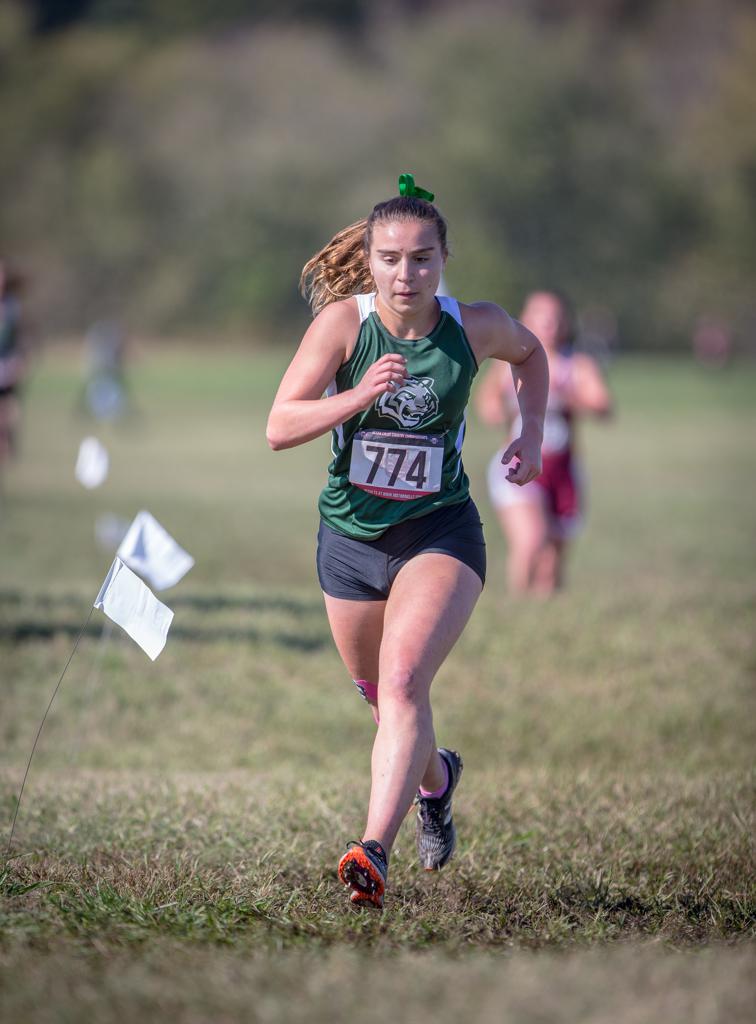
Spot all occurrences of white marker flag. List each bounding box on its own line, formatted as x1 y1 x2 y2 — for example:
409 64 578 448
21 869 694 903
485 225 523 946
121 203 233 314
117 510 194 591
94 557 173 660
75 436 109 489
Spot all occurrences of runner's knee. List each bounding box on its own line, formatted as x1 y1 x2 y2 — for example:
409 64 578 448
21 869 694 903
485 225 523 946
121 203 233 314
379 666 429 708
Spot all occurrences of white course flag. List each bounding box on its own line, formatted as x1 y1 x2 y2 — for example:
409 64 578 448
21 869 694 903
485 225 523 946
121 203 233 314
75 436 109 489
94 557 173 660
117 510 194 591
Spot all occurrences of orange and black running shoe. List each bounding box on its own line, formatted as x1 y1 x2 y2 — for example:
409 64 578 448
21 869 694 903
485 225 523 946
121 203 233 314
349 889 383 909
415 748 463 871
338 839 388 909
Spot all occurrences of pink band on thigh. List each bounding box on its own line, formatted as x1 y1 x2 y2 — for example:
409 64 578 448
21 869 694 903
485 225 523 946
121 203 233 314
353 679 378 703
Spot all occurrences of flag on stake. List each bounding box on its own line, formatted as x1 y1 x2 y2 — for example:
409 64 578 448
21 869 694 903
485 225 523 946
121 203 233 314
94 557 173 660
117 510 194 591
75 436 109 489
6 556 178 856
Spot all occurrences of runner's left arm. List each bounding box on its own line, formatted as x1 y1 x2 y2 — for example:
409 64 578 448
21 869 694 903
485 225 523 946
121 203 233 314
465 303 549 486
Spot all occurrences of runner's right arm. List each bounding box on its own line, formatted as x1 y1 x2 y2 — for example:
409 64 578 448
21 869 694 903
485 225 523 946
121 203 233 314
266 300 408 451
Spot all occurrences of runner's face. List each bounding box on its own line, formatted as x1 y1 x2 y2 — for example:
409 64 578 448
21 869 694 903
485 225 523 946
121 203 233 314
368 220 445 316
521 293 569 352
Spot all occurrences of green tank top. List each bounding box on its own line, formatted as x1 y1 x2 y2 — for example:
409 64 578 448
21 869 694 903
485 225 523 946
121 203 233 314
318 294 478 540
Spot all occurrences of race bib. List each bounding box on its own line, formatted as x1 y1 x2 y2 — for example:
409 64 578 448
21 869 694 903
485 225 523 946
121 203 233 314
349 430 444 501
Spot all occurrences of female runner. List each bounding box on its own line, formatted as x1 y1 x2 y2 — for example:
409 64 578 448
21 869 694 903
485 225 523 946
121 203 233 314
266 176 548 908
0 260 27 469
476 290 612 595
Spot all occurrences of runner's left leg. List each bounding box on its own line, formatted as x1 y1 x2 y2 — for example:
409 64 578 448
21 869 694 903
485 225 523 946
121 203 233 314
533 538 566 594
363 552 482 854
498 500 547 594
323 594 444 782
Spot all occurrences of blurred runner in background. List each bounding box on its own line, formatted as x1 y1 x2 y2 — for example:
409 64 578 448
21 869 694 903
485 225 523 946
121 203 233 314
80 320 131 421
476 290 612 595
0 260 28 472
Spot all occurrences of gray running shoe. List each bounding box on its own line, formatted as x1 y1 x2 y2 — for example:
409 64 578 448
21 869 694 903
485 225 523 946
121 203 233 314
414 748 463 871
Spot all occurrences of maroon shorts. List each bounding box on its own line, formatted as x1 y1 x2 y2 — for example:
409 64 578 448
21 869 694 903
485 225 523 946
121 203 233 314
487 448 583 540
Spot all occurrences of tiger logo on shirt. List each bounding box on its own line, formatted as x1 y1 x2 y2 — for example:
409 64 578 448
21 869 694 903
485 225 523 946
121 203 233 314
375 375 439 429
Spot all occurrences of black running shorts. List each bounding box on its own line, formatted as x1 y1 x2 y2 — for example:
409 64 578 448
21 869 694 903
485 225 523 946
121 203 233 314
317 498 486 601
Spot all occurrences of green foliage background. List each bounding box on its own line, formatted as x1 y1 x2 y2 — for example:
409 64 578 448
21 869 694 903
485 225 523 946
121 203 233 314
2 0 756 348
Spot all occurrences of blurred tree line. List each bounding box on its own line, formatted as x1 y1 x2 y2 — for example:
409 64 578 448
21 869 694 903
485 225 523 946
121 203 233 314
2 0 755 349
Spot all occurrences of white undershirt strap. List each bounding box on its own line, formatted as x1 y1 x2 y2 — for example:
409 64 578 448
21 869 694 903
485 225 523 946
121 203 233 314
437 294 463 326
355 293 377 324
356 293 462 327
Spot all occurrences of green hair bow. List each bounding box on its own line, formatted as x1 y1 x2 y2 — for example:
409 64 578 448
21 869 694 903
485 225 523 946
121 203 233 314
398 173 435 203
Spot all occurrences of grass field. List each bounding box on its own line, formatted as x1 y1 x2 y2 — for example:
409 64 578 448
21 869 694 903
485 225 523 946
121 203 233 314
1 345 754 1022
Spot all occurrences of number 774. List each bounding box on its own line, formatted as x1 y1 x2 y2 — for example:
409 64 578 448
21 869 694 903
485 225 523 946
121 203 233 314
364 444 428 489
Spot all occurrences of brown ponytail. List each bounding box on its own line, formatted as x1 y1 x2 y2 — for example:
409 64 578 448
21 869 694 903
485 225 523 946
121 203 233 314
299 218 373 317
300 196 448 316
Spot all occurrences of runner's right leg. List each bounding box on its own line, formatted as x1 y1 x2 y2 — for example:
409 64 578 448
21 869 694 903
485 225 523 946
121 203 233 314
323 594 385 725
324 594 392 905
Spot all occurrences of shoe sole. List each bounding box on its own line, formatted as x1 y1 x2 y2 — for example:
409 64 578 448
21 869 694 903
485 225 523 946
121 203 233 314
421 823 457 872
338 847 386 901
349 889 384 909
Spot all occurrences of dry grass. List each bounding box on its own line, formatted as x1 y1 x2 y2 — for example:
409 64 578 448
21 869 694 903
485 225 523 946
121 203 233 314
0 350 754 1021
2 770 754 952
